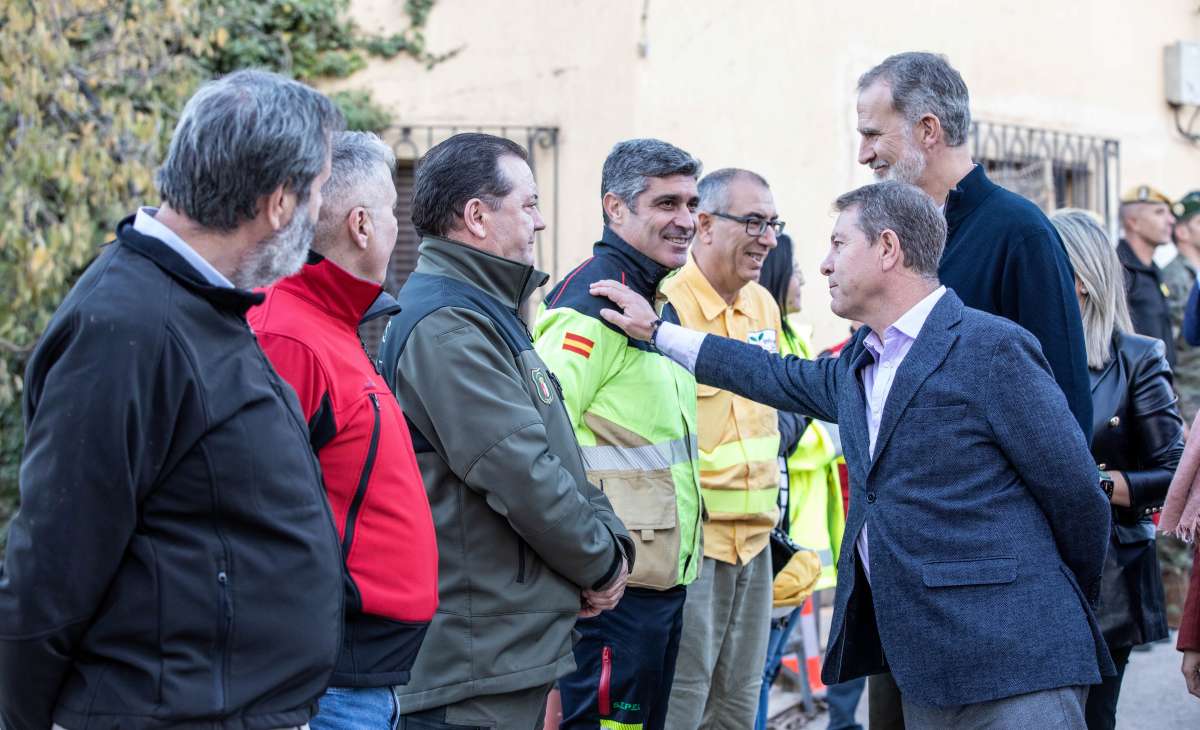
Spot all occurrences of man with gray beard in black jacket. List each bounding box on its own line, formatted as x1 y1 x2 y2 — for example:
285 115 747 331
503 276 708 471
0 70 346 730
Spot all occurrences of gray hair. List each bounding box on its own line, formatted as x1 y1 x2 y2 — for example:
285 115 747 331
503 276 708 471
833 181 946 277
314 131 396 250
601 138 702 224
698 168 770 213
157 69 344 232
1051 208 1133 369
859 52 971 147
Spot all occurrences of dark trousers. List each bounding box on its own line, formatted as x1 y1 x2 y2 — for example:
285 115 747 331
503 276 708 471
558 585 686 730
1083 645 1132 730
869 672 905 730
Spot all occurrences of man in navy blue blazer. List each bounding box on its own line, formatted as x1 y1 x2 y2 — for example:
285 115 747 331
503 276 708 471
591 181 1114 728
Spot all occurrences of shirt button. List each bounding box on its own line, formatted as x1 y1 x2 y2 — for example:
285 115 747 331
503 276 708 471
866 492 877 503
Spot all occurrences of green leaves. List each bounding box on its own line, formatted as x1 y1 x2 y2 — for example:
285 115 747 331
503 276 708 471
0 0 450 527
330 90 394 134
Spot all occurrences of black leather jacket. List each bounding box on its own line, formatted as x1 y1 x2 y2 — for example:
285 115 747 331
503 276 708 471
1089 331 1184 648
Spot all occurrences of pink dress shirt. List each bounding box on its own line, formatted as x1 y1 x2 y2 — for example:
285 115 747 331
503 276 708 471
856 286 946 581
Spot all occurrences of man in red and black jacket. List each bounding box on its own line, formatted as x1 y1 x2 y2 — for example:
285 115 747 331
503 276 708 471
249 131 438 727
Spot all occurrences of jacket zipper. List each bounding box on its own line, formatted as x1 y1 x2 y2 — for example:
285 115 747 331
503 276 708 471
343 393 381 557
599 645 613 715
548 370 566 399
516 540 527 583
214 563 232 710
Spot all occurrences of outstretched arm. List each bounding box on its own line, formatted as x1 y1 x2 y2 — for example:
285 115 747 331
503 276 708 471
590 279 842 423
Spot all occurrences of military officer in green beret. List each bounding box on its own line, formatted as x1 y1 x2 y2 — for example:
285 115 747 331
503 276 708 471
1118 185 1178 367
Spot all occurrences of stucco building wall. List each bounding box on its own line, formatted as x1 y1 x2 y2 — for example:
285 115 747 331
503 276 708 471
339 0 1200 347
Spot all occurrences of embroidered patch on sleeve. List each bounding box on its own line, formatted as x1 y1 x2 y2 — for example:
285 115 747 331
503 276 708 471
562 332 595 358
747 329 778 353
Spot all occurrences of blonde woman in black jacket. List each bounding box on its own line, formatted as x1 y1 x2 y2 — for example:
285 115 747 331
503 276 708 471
1051 209 1185 730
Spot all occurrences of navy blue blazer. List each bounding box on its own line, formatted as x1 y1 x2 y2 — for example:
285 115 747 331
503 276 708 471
694 290 1114 707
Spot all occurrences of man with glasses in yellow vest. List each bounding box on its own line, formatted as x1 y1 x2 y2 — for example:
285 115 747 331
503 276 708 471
534 139 706 730
662 167 784 729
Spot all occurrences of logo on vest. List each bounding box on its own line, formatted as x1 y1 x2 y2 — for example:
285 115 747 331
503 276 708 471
531 368 553 404
747 328 778 353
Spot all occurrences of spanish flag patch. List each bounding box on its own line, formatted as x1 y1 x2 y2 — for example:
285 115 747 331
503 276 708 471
562 332 595 358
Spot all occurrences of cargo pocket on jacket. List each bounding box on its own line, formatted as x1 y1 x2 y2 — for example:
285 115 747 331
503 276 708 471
599 469 680 590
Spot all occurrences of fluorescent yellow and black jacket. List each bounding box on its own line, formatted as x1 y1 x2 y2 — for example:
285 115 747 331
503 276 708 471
534 228 703 589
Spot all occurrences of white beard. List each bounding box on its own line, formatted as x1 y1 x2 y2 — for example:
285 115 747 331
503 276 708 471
886 138 927 185
232 200 315 289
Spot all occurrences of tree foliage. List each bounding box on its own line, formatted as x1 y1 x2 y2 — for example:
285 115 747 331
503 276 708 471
0 0 451 529
0 2 206 482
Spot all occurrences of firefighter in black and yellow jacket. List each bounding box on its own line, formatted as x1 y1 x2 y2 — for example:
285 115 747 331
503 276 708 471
533 139 705 730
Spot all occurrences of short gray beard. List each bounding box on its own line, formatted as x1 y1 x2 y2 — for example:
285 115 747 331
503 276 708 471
232 200 315 289
887 137 927 185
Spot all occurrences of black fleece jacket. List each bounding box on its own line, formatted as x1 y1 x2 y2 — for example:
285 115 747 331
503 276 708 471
0 218 344 730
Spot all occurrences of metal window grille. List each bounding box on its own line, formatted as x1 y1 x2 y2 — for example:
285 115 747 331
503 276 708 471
360 124 560 358
970 121 1121 240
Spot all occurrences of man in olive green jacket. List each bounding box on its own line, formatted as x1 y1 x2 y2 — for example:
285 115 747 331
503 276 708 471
379 133 634 730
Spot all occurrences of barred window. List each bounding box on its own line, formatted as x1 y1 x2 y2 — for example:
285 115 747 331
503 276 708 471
971 121 1120 240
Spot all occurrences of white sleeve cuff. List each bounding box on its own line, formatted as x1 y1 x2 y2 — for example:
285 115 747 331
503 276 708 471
654 321 706 373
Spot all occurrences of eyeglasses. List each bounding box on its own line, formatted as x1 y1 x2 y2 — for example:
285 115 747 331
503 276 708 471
710 211 786 238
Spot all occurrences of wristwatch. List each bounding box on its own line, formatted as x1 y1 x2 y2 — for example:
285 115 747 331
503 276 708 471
1098 467 1115 500
649 317 664 348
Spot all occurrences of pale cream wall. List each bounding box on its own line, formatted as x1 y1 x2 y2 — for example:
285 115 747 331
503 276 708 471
341 0 1200 348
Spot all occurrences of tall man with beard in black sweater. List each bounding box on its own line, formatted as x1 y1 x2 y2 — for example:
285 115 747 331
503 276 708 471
852 51 1093 729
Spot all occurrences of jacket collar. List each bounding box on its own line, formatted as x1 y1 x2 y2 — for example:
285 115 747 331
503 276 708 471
944 164 997 237
1090 333 1122 392
677 251 754 321
272 252 393 328
595 227 673 299
854 288 964 467
115 215 264 315
1117 239 1156 273
415 234 548 309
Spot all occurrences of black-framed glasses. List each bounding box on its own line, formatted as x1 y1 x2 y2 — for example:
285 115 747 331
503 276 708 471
710 211 786 237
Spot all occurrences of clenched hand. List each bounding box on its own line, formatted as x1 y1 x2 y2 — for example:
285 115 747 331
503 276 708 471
579 556 629 618
1184 650 1200 699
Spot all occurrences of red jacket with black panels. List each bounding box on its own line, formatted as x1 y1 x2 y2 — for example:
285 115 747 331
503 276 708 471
249 253 438 687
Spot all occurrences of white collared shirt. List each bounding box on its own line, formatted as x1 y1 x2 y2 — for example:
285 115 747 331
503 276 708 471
134 207 233 288
855 285 946 581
